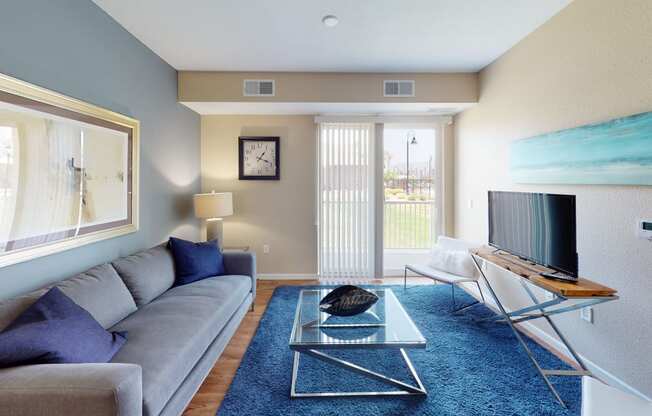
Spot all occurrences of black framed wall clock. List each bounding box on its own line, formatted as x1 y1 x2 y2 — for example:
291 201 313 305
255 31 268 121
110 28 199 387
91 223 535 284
238 136 280 180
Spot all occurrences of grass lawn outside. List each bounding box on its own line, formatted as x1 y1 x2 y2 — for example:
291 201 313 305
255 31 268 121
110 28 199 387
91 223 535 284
384 201 434 249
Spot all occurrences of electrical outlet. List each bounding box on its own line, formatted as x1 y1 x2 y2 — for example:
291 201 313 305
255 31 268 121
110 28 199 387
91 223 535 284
581 306 594 324
263 244 270 254
468 199 474 209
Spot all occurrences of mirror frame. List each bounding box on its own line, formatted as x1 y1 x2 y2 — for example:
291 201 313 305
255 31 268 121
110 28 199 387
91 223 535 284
0 73 139 268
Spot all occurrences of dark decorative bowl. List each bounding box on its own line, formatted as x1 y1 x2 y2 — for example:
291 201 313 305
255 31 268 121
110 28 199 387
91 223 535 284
319 285 379 316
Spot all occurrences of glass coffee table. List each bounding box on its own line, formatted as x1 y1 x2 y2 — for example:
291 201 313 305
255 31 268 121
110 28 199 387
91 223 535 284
289 288 427 397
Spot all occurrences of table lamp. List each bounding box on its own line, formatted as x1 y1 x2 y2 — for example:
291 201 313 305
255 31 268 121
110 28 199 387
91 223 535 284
193 191 233 245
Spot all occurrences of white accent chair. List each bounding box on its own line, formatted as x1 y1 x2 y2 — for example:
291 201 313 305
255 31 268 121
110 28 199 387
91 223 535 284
404 236 485 313
581 377 652 416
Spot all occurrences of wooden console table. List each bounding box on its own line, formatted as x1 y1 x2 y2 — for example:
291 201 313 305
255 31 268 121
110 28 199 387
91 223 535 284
470 247 618 408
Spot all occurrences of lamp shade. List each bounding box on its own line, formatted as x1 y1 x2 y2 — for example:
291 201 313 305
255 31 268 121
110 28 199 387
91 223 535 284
193 192 233 219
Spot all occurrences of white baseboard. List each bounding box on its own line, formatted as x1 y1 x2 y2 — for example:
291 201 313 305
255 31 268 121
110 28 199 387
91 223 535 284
258 272 422 280
458 282 651 403
383 268 421 277
521 319 651 402
257 273 318 280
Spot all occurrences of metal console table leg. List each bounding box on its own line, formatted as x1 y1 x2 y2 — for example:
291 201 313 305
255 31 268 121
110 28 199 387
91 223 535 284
517 279 592 377
470 255 568 408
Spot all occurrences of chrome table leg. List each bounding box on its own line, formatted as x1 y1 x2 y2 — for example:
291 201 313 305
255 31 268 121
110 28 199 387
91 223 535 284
404 266 408 290
290 348 427 398
518 280 590 374
470 255 567 408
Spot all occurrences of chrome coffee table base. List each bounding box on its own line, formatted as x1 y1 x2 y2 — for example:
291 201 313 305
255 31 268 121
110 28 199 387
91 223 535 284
290 348 427 398
289 288 427 398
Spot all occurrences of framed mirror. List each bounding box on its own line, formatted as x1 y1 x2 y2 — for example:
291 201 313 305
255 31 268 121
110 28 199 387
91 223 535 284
0 73 139 268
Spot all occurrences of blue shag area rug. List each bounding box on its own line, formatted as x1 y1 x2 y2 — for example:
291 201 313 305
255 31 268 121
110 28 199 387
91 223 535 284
217 285 581 415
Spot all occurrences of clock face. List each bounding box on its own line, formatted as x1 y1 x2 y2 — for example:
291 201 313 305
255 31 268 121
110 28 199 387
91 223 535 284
239 138 279 180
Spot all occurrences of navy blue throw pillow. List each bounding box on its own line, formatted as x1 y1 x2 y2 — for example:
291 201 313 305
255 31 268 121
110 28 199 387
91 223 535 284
168 237 224 286
0 287 127 367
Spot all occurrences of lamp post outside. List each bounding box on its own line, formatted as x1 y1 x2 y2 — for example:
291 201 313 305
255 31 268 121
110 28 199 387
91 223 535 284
405 131 417 194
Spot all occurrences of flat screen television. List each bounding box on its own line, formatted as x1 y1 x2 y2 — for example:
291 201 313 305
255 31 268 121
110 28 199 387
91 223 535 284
488 191 578 278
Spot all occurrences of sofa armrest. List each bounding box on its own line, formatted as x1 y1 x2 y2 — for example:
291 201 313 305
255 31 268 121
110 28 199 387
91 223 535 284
223 251 256 302
0 363 142 416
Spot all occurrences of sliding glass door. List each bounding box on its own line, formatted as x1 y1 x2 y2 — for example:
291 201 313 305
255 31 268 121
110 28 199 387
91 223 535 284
317 119 444 280
383 125 441 275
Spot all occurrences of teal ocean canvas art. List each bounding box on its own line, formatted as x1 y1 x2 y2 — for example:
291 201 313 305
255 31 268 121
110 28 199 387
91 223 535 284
511 111 652 185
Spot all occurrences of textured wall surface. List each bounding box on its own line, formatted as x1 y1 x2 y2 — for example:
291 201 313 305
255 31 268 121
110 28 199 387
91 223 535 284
0 0 201 299
455 0 652 397
201 115 317 275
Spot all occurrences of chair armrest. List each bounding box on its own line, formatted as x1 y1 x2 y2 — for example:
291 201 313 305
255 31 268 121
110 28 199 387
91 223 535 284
0 363 142 416
223 251 257 301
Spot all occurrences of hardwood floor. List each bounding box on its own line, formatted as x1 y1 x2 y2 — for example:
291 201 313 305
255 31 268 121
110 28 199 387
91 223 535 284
181 278 433 416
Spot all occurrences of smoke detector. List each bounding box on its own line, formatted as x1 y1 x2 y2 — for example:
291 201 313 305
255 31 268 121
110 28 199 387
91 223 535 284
322 15 339 27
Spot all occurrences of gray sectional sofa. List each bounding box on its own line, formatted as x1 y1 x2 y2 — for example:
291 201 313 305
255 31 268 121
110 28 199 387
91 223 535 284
0 244 256 416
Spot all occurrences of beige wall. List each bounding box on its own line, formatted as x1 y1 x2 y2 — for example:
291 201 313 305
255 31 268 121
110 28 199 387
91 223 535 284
202 115 455 275
180 71 478 103
201 115 317 275
454 0 652 398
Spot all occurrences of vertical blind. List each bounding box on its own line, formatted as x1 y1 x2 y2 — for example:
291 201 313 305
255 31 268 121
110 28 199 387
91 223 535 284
318 122 375 279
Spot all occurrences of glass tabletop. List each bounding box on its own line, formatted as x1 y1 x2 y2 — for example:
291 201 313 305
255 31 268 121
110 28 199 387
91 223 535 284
289 288 426 349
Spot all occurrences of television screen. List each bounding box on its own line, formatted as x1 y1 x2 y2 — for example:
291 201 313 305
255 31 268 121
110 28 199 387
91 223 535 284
488 191 578 277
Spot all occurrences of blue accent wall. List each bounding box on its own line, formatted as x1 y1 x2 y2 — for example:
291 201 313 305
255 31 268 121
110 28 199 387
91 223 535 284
0 0 201 299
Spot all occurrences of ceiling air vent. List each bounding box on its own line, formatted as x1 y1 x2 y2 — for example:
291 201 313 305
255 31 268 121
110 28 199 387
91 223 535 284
243 79 275 97
383 80 415 97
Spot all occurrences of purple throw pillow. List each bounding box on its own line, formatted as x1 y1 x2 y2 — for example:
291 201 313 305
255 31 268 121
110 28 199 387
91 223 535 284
168 237 224 286
0 287 127 367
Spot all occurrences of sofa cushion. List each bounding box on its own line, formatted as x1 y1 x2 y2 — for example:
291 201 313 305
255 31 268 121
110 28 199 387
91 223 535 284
0 289 47 332
0 288 127 367
0 264 136 331
112 245 175 307
56 263 138 329
109 275 251 416
168 237 224 286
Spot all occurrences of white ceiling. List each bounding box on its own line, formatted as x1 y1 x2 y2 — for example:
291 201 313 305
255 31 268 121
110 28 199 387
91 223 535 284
93 0 572 72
